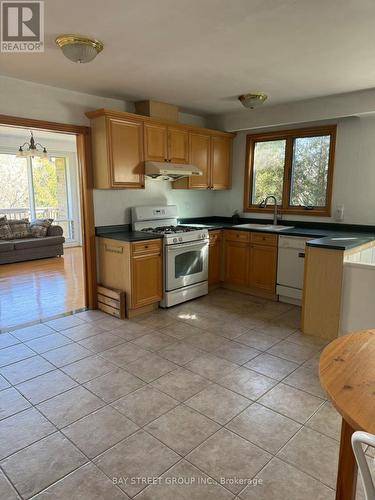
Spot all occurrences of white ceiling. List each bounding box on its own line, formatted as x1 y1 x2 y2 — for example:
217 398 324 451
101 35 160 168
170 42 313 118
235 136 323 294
1 0 375 115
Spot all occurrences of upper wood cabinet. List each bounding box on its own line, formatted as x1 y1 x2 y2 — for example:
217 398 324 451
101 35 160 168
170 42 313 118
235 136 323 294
86 109 234 190
144 123 189 164
89 114 144 189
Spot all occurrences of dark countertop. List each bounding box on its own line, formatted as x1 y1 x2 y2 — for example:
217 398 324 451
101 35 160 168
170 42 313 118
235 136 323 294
95 220 375 250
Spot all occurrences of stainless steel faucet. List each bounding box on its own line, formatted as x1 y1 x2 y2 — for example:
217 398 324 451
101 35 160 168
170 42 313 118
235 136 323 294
259 195 279 225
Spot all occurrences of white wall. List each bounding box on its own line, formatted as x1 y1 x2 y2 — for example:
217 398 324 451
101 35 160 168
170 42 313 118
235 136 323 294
213 116 375 225
0 76 211 226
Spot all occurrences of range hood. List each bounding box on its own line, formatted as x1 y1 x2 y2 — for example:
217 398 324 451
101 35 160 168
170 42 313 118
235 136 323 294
145 161 203 181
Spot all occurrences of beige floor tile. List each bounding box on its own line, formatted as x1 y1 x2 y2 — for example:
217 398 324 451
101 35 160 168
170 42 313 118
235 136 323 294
0 375 10 390
108 322 153 340
252 321 296 340
33 462 129 499
244 353 299 380
212 341 260 365
95 316 131 331
152 367 211 401
287 331 329 349
0 333 19 349
45 315 85 331
283 365 327 399
25 333 72 354
94 430 180 497
185 353 238 381
267 340 317 363
136 459 233 500
186 384 251 425
37 386 104 428
274 308 302 329
306 401 342 440
259 383 324 423
42 343 92 367
208 321 249 340
0 469 19 500
16 369 77 404
84 367 144 403
240 457 335 500
227 403 301 454
74 309 110 323
112 386 179 426
218 367 277 400
184 331 229 352
12 323 55 342
187 428 271 494
0 387 31 420
62 322 107 341
99 342 149 368
132 332 176 352
136 313 176 329
158 322 204 340
78 333 126 353
277 427 339 488
61 354 116 384
124 352 178 382
0 344 35 368
63 405 139 458
236 331 281 351
0 408 55 460
145 405 220 456
0 432 87 498
0 355 55 385
158 342 203 365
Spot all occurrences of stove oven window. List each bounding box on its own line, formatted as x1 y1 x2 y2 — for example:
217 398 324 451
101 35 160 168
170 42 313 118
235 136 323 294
175 251 203 278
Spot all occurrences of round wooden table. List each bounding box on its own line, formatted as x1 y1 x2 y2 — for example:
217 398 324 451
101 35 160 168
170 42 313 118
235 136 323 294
320 330 375 500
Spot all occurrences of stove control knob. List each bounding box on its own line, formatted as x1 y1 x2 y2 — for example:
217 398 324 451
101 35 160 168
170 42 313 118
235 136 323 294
179 237 183 242
173 238 178 243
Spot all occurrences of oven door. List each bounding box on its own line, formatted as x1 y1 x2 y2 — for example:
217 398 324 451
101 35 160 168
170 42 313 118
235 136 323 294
165 240 208 291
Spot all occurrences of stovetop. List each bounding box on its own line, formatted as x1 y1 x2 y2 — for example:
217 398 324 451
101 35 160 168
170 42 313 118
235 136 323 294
141 225 202 235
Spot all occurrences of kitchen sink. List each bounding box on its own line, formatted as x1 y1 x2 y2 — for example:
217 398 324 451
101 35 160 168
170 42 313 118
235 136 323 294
233 223 295 232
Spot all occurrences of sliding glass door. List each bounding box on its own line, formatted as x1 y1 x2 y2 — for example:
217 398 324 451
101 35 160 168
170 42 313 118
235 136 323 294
0 152 81 245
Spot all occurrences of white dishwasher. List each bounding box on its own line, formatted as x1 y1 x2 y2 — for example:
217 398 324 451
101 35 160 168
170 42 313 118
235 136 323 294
277 235 313 305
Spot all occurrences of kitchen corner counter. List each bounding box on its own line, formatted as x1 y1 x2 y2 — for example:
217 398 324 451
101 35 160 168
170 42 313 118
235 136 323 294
95 225 163 243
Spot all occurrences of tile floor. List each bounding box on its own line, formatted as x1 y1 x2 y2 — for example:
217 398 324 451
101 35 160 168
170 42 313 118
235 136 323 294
0 289 374 499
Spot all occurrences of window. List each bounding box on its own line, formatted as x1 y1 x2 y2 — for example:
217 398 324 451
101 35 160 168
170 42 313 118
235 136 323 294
244 126 336 216
0 152 81 244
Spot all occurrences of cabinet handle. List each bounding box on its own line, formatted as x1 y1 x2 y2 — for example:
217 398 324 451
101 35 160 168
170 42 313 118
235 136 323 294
145 245 149 249
298 252 305 258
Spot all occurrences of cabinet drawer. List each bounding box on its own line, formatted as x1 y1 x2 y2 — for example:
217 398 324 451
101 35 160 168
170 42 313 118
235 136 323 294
209 230 222 244
224 230 250 242
131 240 162 255
251 232 277 246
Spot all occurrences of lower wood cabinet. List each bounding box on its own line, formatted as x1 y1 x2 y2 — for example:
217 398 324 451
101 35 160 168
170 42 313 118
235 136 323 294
98 237 162 317
208 230 222 285
223 230 278 295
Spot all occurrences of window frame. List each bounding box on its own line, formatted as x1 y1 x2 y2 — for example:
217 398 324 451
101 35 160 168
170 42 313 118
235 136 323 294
244 125 337 217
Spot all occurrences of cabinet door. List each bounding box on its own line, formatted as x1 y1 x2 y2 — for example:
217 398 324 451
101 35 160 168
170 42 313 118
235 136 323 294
168 127 189 163
211 135 231 190
248 244 277 292
188 132 211 189
224 240 249 286
108 118 144 188
208 232 222 285
144 123 168 162
131 252 162 308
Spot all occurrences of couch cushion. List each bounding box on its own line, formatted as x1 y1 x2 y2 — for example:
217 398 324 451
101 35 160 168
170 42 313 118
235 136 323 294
13 236 64 250
30 218 53 238
0 216 12 240
9 219 32 239
0 241 14 252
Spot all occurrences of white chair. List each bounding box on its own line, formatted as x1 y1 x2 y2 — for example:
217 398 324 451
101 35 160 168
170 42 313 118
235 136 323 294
352 431 375 500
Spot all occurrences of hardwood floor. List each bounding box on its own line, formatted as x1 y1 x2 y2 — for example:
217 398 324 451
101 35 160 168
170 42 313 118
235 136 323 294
0 247 85 330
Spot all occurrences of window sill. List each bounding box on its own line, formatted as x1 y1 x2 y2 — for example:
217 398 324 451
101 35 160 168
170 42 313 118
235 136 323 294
243 207 331 217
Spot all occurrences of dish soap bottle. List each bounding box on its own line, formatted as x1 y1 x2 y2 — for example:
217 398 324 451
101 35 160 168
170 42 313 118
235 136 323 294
232 210 240 225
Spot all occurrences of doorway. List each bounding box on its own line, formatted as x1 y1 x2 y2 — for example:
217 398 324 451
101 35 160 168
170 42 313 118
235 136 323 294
0 117 96 331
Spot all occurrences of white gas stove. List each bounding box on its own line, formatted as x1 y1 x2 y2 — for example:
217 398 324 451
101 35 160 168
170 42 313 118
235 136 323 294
132 205 209 307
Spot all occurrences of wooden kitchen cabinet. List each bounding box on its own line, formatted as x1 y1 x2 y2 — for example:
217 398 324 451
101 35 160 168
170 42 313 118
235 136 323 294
168 127 189 163
224 231 250 286
144 123 189 164
188 132 211 189
98 237 162 317
89 113 145 189
208 230 222 285
211 135 232 189
248 244 277 292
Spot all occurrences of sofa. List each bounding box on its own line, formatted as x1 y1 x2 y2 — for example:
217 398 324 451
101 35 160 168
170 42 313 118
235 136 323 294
0 217 65 265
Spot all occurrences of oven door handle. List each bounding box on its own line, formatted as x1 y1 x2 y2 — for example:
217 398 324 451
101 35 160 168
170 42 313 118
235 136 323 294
166 241 208 251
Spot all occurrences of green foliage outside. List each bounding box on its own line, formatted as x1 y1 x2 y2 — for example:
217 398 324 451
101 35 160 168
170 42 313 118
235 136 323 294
253 140 285 205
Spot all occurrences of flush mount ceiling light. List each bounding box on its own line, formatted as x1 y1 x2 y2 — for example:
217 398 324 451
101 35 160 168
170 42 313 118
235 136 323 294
16 131 48 158
238 92 268 109
55 34 104 63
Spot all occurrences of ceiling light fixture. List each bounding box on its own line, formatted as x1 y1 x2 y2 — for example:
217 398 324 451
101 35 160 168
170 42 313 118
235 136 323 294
238 92 268 109
16 131 48 158
55 34 104 63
